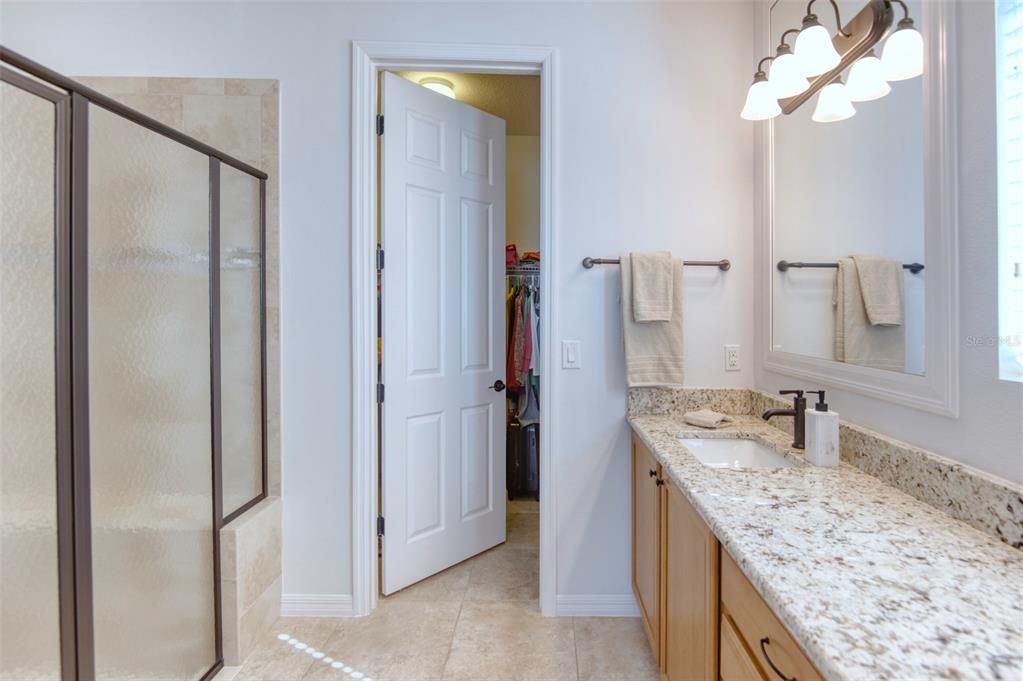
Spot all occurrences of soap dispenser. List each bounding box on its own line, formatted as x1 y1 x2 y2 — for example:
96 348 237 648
804 390 839 467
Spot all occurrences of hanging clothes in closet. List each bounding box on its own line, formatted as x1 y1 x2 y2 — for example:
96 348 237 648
505 264 540 500
506 277 540 410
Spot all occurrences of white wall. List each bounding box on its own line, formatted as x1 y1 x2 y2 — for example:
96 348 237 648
1 1 756 602
760 2 1023 485
506 135 540 254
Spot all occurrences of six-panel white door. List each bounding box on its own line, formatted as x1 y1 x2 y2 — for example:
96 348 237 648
380 72 507 595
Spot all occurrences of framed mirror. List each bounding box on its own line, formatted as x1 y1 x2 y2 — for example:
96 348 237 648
754 0 959 416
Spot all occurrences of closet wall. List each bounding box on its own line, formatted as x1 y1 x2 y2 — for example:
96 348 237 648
507 136 540 253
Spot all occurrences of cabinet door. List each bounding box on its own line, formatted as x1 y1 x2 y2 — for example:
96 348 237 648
720 614 766 681
662 478 719 681
632 435 661 658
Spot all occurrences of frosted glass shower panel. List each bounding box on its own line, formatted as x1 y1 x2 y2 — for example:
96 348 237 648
87 104 216 681
220 164 263 517
0 79 62 681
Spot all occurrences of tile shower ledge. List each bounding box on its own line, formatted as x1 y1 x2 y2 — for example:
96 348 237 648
628 414 1023 681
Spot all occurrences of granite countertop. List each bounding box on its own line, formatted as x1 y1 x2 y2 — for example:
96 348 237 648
628 414 1023 681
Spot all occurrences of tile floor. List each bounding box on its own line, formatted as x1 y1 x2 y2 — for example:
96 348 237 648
234 500 657 681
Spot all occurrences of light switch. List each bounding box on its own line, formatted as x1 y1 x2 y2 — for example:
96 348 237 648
562 340 582 369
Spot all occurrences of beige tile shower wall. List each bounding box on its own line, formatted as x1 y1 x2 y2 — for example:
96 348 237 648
220 497 282 664
77 76 282 665
77 76 282 498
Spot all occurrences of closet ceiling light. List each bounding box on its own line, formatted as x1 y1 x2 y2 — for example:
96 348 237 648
881 16 924 81
420 77 456 99
812 79 856 123
741 66 782 121
741 0 922 122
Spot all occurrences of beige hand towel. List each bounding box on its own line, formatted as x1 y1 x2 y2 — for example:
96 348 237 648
621 255 685 387
630 251 675 322
683 409 733 429
851 254 904 326
834 258 905 372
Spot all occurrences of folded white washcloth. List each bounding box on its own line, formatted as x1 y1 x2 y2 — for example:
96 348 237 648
683 409 733 429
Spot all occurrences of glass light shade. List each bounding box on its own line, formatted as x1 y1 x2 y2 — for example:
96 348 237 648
881 25 924 81
812 81 856 122
794 23 841 77
768 53 811 98
846 54 891 102
740 78 781 121
420 78 455 99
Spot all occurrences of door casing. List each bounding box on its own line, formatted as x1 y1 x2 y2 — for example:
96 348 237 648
350 41 558 616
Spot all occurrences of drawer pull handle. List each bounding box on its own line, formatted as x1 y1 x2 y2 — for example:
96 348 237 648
759 637 796 681
648 469 657 477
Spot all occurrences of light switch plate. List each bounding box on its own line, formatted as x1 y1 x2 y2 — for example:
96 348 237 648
725 344 740 371
562 340 582 369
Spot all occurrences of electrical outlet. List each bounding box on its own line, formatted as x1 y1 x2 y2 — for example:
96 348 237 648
724 344 740 371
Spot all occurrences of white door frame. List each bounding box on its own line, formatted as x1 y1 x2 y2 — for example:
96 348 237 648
350 40 558 617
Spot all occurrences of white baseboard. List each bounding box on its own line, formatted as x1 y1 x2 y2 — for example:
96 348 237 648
280 593 356 617
555 594 640 617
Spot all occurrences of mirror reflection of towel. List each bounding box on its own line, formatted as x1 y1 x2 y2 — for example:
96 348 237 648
834 258 905 372
851 255 904 326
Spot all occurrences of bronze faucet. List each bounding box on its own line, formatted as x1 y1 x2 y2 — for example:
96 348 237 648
762 389 806 450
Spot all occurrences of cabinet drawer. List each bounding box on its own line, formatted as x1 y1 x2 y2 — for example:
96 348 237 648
720 614 766 681
721 550 823 681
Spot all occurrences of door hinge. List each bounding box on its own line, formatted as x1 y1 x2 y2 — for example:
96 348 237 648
376 114 384 136
376 383 385 403
377 516 385 536
376 247 385 272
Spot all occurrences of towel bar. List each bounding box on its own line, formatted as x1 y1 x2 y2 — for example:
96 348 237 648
777 260 924 274
582 257 730 271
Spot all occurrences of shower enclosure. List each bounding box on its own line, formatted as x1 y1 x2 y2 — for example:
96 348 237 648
0 48 267 681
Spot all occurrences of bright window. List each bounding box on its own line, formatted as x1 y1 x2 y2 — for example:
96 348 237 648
998 0 1023 381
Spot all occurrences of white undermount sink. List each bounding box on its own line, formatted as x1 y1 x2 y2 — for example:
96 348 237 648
678 438 794 469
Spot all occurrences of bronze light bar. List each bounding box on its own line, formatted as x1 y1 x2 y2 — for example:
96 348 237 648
777 259 924 274
582 257 731 271
778 0 894 114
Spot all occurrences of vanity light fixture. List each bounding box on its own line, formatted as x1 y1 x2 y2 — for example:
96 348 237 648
741 58 782 121
419 77 456 99
768 30 812 98
846 49 891 101
880 5 924 81
741 0 923 122
811 78 856 122
793 1 848 77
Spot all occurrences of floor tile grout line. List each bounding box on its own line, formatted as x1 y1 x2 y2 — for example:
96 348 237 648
572 616 582 681
439 599 465 680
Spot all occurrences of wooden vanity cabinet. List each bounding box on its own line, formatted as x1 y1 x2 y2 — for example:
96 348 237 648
721 550 823 681
631 436 662 658
632 431 823 681
632 435 719 680
661 472 719 681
